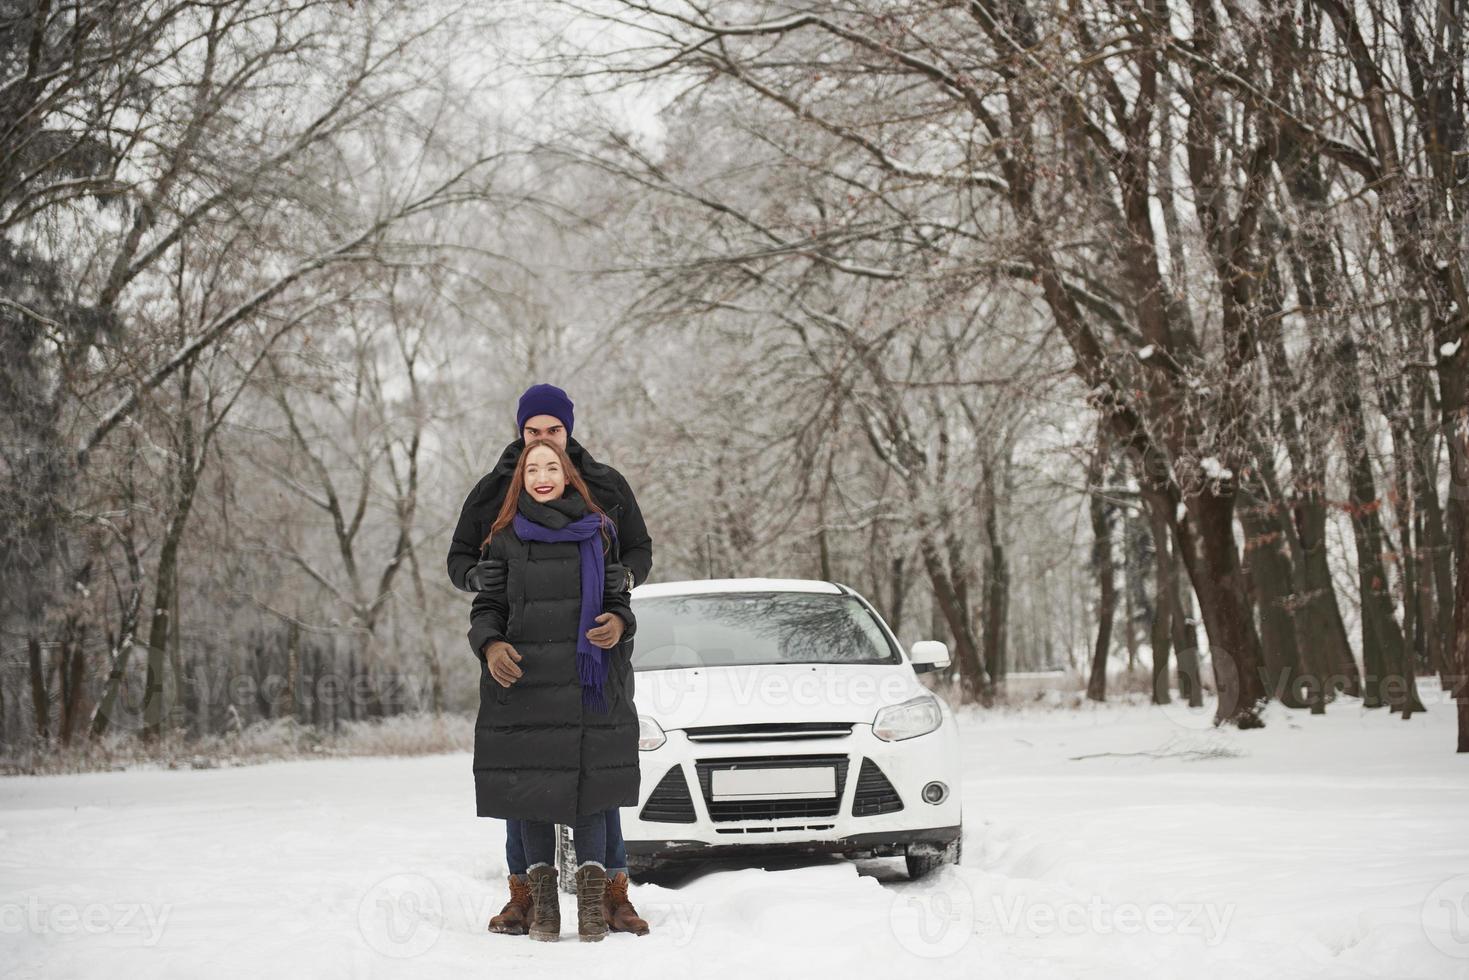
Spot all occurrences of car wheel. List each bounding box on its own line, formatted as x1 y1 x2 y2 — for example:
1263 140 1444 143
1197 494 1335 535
905 835 962 880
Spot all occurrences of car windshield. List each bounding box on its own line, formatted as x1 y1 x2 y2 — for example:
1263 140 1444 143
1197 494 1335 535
629 592 901 670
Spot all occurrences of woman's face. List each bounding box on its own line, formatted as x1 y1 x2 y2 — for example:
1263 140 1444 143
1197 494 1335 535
523 445 566 502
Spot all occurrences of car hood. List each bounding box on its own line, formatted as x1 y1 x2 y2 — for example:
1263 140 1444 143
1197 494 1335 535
632 662 928 730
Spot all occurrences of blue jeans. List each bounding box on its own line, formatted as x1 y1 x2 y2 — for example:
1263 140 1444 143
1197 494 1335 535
507 811 627 878
604 809 627 873
522 811 608 868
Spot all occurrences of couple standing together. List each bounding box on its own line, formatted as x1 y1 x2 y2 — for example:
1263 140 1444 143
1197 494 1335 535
446 383 653 943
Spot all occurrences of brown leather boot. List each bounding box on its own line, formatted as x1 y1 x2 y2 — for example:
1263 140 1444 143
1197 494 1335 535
603 871 650 935
574 863 609 942
487 874 533 935
526 865 561 942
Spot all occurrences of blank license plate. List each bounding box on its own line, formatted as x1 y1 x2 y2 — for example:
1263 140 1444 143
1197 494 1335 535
710 766 836 801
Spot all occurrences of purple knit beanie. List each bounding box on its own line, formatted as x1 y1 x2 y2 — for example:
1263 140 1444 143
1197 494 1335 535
515 383 574 437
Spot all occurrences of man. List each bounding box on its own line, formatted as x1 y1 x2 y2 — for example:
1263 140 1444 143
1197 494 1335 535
449 383 653 937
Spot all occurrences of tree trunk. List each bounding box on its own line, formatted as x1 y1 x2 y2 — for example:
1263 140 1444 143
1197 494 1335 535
286 620 300 723
1087 435 1114 702
142 419 202 740
1294 499 1360 703
1174 572 1204 708
59 625 87 745
1237 501 1308 707
1444 376 1469 753
28 635 48 740
888 554 907 640
1378 373 1429 718
1146 499 1175 704
1333 334 1416 712
918 533 987 703
1184 491 1268 727
1406 369 1456 691
308 644 322 728
1121 501 1139 676
1250 244 1359 705
142 527 182 740
404 546 444 715
980 467 1009 687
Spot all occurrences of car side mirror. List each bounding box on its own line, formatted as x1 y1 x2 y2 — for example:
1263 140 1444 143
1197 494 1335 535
909 640 950 673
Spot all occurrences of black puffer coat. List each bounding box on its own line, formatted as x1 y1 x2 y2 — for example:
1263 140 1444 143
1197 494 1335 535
447 437 652 592
467 490 640 823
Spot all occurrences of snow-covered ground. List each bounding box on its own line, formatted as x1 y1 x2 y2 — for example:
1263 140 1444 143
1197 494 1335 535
2 684 1466 979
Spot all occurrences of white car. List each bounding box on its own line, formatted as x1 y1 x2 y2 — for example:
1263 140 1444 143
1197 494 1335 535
620 577 963 880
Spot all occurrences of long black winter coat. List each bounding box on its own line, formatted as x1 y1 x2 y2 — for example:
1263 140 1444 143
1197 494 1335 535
447 437 652 592
468 490 640 824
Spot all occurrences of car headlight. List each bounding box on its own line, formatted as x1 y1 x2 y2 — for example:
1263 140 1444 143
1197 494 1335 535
638 715 666 751
872 695 942 741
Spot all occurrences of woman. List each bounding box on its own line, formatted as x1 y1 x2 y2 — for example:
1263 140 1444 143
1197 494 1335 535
469 439 639 943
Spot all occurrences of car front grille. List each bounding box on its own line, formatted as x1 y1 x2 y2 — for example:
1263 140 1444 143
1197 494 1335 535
639 765 697 823
694 753 850 822
684 722 855 743
851 757 904 816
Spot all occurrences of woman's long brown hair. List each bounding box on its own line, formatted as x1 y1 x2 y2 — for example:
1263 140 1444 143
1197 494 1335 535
481 439 611 552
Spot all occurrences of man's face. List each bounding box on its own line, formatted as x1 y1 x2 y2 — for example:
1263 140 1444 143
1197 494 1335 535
521 414 568 451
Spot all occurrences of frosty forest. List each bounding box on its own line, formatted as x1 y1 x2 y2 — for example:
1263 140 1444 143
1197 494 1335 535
4 0 1467 758
3 2 1469 977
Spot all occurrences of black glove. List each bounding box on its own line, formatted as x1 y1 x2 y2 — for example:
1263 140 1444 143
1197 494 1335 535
466 558 507 593
603 562 632 597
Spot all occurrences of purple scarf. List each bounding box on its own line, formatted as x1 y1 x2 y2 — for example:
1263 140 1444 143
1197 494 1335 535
512 509 614 713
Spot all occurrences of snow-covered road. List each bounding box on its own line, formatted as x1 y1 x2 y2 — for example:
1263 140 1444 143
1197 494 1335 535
2 689 1466 979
